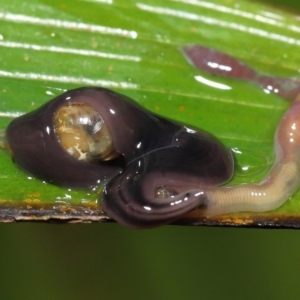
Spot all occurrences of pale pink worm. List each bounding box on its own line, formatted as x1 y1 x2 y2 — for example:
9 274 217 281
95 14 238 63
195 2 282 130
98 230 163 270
182 45 300 216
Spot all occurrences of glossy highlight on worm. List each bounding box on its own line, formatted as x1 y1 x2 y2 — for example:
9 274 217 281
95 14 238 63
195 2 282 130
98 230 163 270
6 87 233 228
182 44 300 216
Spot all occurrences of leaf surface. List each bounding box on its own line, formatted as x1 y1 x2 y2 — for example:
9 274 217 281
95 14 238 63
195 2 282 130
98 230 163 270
1 0 300 226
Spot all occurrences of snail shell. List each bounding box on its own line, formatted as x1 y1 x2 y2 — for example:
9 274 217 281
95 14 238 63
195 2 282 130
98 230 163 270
54 103 119 162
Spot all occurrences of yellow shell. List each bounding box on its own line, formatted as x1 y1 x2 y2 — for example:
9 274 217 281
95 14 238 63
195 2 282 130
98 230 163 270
54 103 119 162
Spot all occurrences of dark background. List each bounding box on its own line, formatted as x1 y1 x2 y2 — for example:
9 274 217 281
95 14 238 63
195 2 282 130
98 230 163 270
2 224 300 299
2 1 300 299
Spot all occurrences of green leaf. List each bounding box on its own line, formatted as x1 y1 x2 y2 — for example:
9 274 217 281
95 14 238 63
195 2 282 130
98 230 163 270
0 0 300 226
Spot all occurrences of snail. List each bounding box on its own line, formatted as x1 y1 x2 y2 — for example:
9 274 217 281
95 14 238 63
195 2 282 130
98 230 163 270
6 87 233 228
